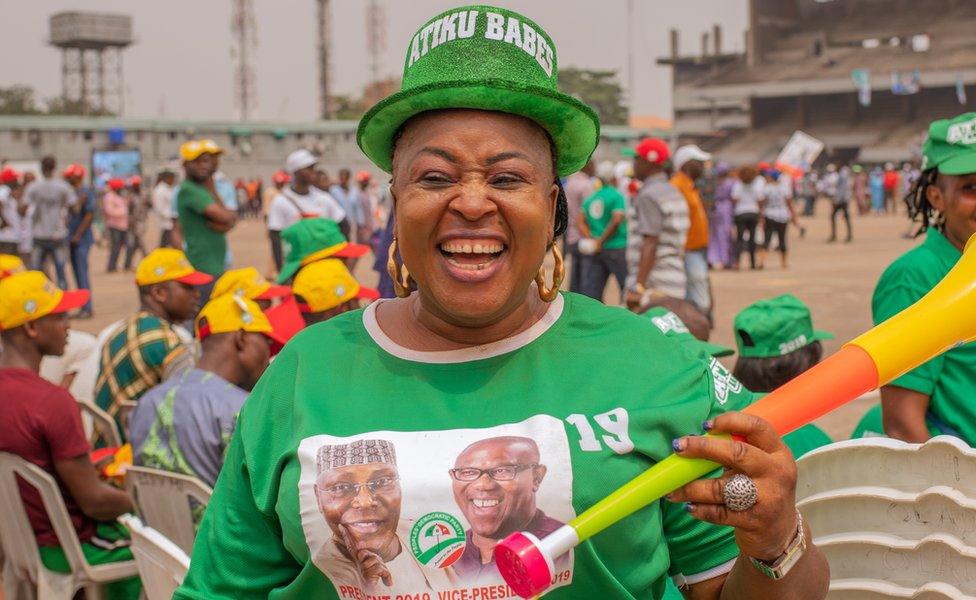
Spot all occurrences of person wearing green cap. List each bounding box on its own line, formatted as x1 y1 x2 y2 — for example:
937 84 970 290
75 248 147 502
276 217 370 284
731 294 834 459
176 6 827 600
872 112 976 446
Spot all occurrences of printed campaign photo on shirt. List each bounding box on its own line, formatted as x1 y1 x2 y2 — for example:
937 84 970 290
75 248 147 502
296 414 576 599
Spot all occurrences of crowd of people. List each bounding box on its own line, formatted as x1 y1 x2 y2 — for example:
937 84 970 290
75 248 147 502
0 4 973 595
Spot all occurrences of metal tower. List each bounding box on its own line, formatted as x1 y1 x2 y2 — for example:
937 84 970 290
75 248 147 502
231 0 258 121
317 0 334 119
49 12 133 115
366 0 387 85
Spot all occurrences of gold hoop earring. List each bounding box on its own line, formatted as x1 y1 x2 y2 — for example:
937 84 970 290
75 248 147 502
387 237 412 298
535 243 565 302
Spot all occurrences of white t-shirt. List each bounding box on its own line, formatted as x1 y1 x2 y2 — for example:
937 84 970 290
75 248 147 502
267 187 346 232
731 178 766 216
0 185 20 244
39 330 98 402
763 183 791 223
151 181 175 231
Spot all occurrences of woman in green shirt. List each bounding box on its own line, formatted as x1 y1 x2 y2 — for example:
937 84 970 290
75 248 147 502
874 112 976 445
176 6 827 599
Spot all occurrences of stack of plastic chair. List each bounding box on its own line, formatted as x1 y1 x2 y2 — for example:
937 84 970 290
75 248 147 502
797 436 976 599
118 514 190 600
0 452 137 599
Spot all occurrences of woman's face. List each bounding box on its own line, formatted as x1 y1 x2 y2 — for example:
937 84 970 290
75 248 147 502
391 109 558 326
928 173 976 249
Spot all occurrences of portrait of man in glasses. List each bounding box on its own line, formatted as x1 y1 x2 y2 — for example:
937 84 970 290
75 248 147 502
312 438 453 593
449 436 567 583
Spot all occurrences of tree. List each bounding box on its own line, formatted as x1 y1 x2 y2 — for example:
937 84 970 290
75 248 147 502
558 68 628 125
0 85 42 115
331 94 365 120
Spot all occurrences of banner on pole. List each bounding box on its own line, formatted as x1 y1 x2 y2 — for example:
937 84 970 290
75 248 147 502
776 130 825 173
852 69 871 107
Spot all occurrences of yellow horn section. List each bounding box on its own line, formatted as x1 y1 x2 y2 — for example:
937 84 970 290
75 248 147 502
849 232 976 384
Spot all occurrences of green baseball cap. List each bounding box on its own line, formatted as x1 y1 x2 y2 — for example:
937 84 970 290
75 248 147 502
921 112 976 175
643 307 734 358
357 5 599 177
733 294 834 358
277 219 370 284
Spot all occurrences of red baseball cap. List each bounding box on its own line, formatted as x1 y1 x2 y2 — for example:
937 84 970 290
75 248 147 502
272 170 290 185
0 167 21 184
128 175 142 187
107 178 126 191
624 137 671 165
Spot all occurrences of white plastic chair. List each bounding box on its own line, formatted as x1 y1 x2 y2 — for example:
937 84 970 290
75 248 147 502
0 452 138 600
77 400 123 449
118 514 189 600
124 466 212 555
797 436 976 598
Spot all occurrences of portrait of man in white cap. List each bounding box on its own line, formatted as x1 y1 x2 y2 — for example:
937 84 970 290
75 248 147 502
312 439 454 593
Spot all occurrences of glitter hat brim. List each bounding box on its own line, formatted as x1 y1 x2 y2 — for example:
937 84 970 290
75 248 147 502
358 79 600 177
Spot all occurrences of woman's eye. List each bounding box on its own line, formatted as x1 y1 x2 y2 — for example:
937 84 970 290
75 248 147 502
420 173 453 185
491 174 525 186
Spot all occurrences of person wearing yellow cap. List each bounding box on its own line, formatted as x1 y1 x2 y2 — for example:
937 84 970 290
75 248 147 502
129 294 295 488
94 248 213 430
0 272 141 600
174 139 237 300
211 267 292 310
292 259 379 326
0 253 26 277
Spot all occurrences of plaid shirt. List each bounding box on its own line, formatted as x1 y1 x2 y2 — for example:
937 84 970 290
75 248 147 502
95 311 189 421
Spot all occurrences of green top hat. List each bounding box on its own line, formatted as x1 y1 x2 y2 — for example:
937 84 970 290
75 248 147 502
277 219 370 284
643 307 734 358
733 294 834 358
357 5 600 177
922 112 976 175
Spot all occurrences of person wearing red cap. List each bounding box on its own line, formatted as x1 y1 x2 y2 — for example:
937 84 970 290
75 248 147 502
103 177 131 272
0 166 25 257
63 164 96 317
624 138 690 310
126 175 150 268
0 271 141 600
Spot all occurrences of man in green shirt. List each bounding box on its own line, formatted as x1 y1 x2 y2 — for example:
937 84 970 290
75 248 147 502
175 139 237 302
873 112 976 445
578 161 627 302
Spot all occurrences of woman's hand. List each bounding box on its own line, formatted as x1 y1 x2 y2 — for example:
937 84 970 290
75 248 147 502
666 411 799 561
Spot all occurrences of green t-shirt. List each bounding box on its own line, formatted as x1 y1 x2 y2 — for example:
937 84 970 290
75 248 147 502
583 186 628 250
175 293 756 599
176 180 226 276
872 228 976 444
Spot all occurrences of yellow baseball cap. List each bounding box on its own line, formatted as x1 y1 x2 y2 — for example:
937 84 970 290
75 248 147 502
211 267 291 301
292 259 379 313
0 254 26 278
194 294 294 349
0 271 90 330
179 138 223 162
135 248 214 286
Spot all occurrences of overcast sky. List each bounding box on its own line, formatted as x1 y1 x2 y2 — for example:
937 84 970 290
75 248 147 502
3 0 747 122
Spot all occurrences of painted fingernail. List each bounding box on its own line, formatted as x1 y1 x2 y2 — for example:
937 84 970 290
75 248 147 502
672 438 685 452
702 420 714 432
685 502 696 513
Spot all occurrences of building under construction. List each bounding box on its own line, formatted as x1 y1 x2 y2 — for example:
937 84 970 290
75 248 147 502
659 0 976 165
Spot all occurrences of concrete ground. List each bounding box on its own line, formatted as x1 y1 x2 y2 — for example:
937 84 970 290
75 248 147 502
66 200 921 441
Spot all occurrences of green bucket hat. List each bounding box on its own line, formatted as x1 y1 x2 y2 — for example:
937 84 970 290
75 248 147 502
357 5 600 177
644 307 734 358
277 219 370 284
921 112 976 175
733 294 834 358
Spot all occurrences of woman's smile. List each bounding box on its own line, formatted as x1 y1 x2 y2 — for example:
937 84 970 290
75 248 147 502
438 236 509 282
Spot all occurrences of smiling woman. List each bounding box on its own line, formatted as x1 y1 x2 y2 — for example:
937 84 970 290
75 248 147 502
174 5 828 600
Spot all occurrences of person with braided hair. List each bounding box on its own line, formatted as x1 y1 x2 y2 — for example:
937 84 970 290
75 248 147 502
872 112 976 445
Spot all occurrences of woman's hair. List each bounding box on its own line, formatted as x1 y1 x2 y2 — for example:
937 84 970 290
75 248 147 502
739 165 758 184
732 341 823 393
904 167 942 237
390 113 569 240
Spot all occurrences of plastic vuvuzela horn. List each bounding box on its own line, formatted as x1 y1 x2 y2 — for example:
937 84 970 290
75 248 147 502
495 234 976 598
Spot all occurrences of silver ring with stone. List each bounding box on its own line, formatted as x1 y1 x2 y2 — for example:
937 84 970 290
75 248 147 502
723 473 759 512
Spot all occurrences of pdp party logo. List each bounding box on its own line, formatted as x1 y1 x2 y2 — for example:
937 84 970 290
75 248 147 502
409 512 466 568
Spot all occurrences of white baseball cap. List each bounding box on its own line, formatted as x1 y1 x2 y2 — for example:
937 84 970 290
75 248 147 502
672 145 712 171
285 149 319 174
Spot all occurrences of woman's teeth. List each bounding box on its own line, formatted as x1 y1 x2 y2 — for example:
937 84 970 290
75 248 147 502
446 256 493 270
440 241 504 254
